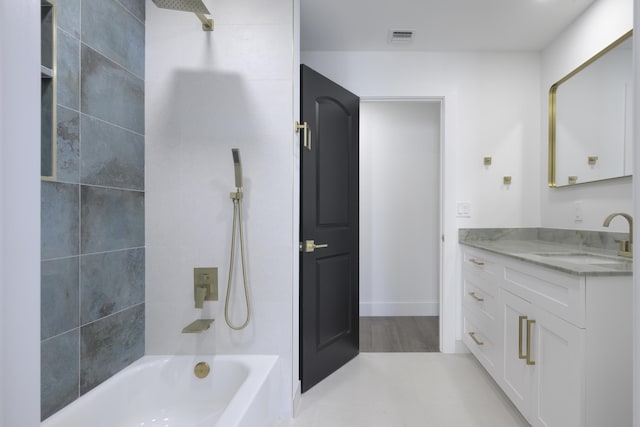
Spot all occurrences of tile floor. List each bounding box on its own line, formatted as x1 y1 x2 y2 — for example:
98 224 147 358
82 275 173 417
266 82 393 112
275 353 529 427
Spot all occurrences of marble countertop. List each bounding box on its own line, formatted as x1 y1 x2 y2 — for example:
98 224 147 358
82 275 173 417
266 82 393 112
459 228 632 277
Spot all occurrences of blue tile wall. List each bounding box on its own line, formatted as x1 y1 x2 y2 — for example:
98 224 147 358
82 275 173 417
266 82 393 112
81 44 144 134
80 248 145 323
80 114 144 190
56 105 80 183
80 185 144 253
56 29 80 111
41 257 80 340
41 0 145 419
118 0 146 22
41 181 79 259
41 330 80 420
80 304 144 394
56 0 80 38
82 0 145 78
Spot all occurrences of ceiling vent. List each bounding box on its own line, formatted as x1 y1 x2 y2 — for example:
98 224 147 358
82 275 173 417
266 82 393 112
388 29 415 44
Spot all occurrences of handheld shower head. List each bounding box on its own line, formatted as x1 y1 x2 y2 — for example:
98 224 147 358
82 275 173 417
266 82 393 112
232 149 243 189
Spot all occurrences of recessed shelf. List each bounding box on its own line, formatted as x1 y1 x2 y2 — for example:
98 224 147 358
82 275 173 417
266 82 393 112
41 0 56 179
41 65 54 78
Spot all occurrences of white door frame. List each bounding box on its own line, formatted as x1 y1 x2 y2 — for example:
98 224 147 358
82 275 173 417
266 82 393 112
359 95 460 353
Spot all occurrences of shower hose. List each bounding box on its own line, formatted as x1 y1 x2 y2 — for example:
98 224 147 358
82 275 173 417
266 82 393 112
225 190 251 330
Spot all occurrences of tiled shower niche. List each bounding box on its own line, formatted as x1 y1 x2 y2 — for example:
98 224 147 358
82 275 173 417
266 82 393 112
40 0 146 419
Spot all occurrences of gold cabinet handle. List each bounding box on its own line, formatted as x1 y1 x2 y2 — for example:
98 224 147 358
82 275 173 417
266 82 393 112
518 315 527 360
468 291 484 302
468 332 484 346
469 258 485 266
526 319 536 365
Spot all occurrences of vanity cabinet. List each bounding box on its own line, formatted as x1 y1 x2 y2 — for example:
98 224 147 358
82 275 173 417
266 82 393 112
501 288 584 427
461 246 632 427
461 248 501 377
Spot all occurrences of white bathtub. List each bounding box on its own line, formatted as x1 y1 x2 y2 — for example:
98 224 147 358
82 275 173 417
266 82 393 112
42 355 279 427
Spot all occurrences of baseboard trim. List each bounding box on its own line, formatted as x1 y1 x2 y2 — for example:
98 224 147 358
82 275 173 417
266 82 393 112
360 301 439 316
292 380 302 417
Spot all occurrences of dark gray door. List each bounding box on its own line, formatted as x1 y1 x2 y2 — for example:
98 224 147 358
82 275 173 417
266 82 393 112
300 65 360 392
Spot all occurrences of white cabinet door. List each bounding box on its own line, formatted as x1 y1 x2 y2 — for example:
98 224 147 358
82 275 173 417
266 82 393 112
501 289 533 419
502 288 585 427
530 308 584 427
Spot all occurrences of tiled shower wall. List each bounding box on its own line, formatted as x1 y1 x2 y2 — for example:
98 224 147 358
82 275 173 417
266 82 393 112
40 0 145 419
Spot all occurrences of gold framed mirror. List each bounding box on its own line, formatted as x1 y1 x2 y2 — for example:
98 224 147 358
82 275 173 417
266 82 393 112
548 30 632 187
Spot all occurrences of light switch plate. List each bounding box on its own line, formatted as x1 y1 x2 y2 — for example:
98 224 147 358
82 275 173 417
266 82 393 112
194 267 218 301
574 201 583 222
456 202 471 218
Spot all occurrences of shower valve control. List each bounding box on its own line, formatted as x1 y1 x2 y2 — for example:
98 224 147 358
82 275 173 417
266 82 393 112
194 267 218 305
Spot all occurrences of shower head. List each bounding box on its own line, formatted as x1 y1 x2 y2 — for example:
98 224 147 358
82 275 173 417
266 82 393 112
151 0 213 31
232 149 243 189
152 0 210 14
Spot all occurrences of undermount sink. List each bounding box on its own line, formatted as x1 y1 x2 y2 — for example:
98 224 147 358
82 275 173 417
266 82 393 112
534 252 630 265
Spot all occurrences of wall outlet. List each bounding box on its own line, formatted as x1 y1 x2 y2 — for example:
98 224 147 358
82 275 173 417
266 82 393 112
574 201 583 223
194 267 218 301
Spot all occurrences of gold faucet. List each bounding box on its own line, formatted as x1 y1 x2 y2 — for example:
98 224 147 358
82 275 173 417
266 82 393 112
603 212 633 258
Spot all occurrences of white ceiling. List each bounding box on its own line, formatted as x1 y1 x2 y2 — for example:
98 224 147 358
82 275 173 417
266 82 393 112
301 0 597 52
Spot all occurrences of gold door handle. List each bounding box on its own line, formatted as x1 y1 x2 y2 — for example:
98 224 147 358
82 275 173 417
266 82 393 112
526 319 536 365
295 121 312 151
301 240 329 253
518 315 527 360
468 292 484 302
469 258 485 266
468 332 484 346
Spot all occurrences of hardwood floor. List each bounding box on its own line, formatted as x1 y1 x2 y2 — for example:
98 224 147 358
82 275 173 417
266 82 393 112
359 316 439 352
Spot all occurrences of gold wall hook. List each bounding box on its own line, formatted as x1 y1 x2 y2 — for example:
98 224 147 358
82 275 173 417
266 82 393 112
483 156 492 166
503 176 512 185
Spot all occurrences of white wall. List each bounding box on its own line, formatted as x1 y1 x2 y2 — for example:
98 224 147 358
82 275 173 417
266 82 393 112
145 0 295 418
359 101 441 316
0 1 42 425
633 1 640 424
292 0 302 413
540 0 633 231
301 50 540 352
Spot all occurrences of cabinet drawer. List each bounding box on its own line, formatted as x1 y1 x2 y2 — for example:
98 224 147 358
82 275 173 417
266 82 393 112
462 275 498 323
463 310 498 375
502 258 585 327
462 248 501 288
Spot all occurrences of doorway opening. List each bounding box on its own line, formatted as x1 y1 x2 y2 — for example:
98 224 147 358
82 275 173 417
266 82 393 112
358 99 442 352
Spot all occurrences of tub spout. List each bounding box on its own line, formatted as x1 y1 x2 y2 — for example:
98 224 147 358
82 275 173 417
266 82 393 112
182 319 214 333
603 212 633 258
